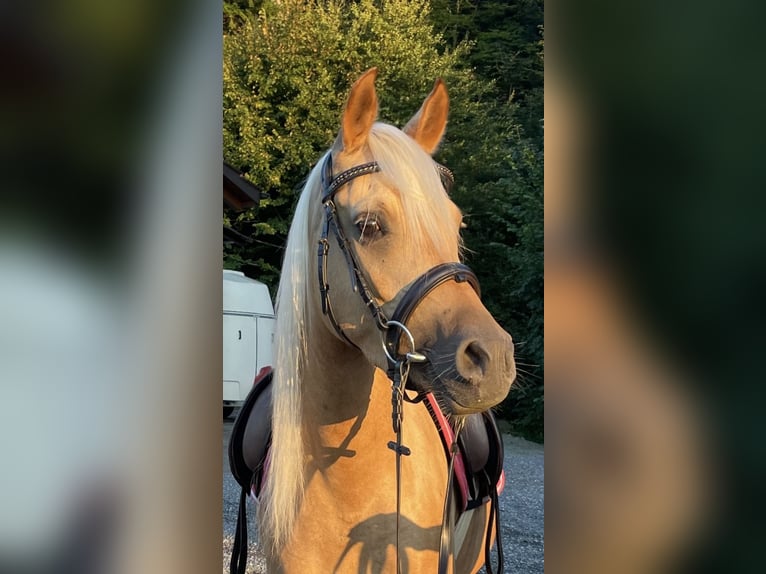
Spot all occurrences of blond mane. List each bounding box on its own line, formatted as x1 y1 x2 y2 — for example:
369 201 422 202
259 123 462 553
368 123 461 259
256 150 322 554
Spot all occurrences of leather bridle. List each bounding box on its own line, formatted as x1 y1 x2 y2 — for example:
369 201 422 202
317 152 481 378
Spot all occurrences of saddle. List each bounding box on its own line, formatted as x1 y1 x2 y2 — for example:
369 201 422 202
227 367 273 574
228 366 273 500
227 367 505 574
422 395 505 514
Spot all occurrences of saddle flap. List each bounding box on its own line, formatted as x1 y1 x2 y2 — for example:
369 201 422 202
457 410 504 501
481 410 504 487
228 367 274 491
458 413 490 476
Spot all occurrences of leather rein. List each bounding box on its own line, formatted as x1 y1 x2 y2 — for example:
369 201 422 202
317 153 496 574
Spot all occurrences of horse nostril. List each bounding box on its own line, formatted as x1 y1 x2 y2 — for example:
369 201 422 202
458 340 489 380
465 342 484 369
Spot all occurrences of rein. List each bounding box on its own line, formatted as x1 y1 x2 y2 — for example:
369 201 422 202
317 153 495 574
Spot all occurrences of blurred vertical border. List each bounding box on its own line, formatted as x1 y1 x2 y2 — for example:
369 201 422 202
0 0 222 572
547 0 766 572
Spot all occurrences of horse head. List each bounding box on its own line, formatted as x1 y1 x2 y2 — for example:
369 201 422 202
314 68 515 414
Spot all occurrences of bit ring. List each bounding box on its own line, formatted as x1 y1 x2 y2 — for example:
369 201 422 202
382 320 417 364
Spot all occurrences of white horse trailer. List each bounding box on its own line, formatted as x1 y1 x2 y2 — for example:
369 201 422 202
223 270 275 416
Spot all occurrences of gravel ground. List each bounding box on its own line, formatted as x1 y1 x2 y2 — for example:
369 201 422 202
223 414 543 573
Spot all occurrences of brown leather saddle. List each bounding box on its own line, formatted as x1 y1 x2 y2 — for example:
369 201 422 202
227 367 504 574
228 367 274 501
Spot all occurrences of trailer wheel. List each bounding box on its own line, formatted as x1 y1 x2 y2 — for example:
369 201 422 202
223 406 234 419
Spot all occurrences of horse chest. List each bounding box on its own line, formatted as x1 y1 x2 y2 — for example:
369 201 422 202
303 402 448 515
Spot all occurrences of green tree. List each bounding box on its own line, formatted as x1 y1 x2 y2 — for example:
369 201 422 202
428 0 544 441
223 0 473 289
430 0 544 140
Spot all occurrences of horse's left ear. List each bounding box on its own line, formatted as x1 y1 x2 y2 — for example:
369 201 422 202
403 78 449 155
341 67 379 154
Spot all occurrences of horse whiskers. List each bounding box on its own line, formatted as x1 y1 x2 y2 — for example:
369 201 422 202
418 347 458 366
514 361 540 369
512 373 539 390
515 367 541 381
428 361 457 384
432 392 467 430
425 351 456 364
453 416 466 435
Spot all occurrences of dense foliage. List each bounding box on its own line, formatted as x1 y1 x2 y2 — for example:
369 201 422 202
429 0 544 440
223 0 543 441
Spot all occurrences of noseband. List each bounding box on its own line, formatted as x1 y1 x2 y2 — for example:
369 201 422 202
317 153 480 378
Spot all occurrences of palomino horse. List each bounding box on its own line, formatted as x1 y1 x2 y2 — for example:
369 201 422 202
246 68 515 573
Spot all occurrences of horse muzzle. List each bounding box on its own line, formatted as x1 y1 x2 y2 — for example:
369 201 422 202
411 330 516 415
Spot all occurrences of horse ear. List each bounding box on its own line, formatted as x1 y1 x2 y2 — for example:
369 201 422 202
403 78 449 155
341 67 379 153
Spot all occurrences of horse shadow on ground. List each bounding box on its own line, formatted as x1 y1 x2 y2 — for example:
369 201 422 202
333 513 441 574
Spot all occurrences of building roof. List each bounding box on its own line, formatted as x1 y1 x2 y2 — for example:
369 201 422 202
223 163 261 211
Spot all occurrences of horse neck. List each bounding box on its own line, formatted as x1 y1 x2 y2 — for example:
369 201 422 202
281 315 450 574
300 322 379 439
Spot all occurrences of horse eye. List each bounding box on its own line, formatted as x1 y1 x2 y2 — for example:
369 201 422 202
355 216 382 242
